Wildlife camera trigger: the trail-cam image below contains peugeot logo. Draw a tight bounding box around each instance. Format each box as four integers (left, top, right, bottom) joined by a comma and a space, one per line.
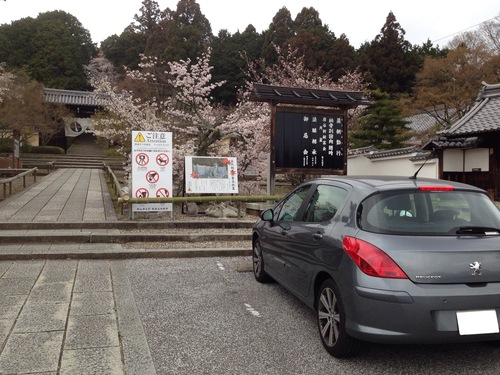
470, 261, 482, 276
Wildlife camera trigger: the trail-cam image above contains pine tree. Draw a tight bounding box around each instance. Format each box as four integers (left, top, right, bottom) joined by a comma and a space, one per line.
350, 90, 411, 150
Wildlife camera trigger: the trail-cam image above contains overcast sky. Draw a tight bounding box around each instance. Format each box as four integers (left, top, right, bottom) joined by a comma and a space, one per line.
0, 1, 498, 48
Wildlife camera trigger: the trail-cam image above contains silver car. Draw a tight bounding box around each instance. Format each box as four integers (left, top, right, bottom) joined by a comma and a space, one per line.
252, 176, 500, 357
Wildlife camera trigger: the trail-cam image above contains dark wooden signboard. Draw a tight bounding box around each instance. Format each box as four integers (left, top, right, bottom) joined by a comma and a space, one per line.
275, 108, 346, 174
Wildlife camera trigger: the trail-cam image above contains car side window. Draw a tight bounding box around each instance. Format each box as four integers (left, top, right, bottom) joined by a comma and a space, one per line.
275, 185, 311, 222
303, 185, 348, 223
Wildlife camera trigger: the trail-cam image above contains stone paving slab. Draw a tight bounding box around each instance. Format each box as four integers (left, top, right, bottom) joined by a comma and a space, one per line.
0, 165, 249, 373
0, 331, 64, 373
0, 259, 156, 374
0, 168, 117, 223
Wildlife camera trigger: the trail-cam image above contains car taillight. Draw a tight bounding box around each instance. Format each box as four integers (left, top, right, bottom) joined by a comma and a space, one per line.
342, 236, 408, 279
419, 186, 454, 191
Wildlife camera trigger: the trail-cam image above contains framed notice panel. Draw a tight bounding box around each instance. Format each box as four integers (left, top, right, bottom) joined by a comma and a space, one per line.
275, 108, 346, 174
185, 156, 238, 194
131, 130, 173, 212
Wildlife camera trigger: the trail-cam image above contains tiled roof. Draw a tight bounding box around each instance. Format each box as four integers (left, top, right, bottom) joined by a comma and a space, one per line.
404, 112, 441, 134
43, 88, 105, 107
347, 145, 378, 156
424, 136, 479, 149
440, 82, 500, 136
250, 83, 371, 109
348, 145, 434, 161
366, 146, 420, 159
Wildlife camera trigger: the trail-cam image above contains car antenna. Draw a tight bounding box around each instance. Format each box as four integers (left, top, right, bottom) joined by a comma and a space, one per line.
409, 151, 434, 180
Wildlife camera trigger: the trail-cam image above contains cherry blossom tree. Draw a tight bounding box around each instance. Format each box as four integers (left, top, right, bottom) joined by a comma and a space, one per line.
0, 63, 14, 104
88, 50, 226, 191
88, 45, 368, 194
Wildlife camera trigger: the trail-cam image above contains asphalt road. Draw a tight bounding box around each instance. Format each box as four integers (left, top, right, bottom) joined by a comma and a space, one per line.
126, 257, 500, 375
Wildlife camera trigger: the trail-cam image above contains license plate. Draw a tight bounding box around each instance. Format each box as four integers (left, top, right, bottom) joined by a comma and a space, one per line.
456, 310, 499, 335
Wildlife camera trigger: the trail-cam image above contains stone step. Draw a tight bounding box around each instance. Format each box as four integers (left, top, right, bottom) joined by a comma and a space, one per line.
0, 221, 255, 230
0, 231, 252, 244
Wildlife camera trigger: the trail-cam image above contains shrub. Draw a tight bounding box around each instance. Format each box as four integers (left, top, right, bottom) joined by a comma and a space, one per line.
23, 145, 65, 154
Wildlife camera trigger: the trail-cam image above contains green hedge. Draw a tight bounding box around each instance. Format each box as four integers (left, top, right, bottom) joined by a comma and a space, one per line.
0, 143, 65, 154
0, 144, 10, 153
24, 145, 65, 154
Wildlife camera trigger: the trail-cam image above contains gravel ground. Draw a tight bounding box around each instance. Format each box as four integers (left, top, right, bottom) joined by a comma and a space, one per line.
126, 202, 260, 223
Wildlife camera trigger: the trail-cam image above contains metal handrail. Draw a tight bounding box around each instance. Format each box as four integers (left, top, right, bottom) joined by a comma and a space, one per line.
0, 167, 38, 199
103, 164, 125, 198
103, 163, 129, 215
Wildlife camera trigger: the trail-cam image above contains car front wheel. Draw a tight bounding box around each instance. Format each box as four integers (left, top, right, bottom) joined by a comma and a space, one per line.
317, 279, 361, 358
252, 238, 272, 283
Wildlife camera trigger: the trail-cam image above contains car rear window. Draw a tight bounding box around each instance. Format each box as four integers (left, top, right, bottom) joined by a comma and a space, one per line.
358, 190, 500, 235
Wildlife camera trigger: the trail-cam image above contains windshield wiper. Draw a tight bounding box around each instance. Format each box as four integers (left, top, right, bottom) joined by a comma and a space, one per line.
456, 226, 500, 235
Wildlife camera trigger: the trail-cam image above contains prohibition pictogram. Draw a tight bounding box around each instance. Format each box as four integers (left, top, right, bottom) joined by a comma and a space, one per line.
136, 188, 149, 198
156, 153, 169, 166
146, 170, 160, 183
156, 188, 170, 198
136, 153, 149, 166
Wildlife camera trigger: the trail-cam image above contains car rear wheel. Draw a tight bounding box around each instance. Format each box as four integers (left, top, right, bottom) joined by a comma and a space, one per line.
252, 238, 272, 283
317, 279, 361, 358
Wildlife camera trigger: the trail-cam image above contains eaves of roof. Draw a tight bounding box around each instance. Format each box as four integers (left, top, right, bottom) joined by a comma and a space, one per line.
43, 88, 105, 107
347, 145, 379, 156
424, 136, 479, 149
366, 146, 420, 159
250, 83, 371, 109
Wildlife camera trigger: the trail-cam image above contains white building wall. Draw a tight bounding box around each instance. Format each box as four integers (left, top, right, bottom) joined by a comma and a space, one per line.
443, 149, 463, 171
464, 148, 489, 172
347, 153, 439, 178
442, 148, 490, 172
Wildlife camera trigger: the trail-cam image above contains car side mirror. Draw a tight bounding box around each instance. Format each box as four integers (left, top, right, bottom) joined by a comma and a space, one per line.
261, 209, 274, 222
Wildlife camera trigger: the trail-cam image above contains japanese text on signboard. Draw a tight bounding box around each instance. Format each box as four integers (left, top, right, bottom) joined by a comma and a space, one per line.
275, 111, 345, 170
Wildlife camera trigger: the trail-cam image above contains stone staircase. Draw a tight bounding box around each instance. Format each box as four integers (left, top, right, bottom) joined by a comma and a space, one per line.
20, 133, 125, 172
0, 220, 254, 260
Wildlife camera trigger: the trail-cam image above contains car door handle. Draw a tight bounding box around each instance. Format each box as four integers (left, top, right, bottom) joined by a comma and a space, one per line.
313, 232, 323, 240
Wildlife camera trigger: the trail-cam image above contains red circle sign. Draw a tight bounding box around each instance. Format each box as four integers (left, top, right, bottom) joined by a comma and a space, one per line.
136, 153, 149, 166
146, 170, 160, 184
136, 188, 149, 198
156, 188, 170, 197
156, 153, 169, 166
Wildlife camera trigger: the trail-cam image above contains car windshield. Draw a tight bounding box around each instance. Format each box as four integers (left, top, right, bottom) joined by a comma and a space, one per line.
358, 190, 500, 235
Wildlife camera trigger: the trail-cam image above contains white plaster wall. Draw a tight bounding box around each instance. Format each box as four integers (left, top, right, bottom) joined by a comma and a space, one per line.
347, 154, 438, 178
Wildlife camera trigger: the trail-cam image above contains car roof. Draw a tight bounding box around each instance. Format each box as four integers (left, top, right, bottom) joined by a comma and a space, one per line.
312, 175, 486, 193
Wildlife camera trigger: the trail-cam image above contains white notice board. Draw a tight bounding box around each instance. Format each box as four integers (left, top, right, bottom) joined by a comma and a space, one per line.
185, 156, 238, 194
